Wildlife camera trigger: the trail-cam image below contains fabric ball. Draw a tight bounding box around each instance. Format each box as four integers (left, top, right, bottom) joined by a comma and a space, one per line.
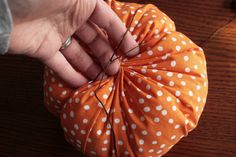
43, 0, 208, 156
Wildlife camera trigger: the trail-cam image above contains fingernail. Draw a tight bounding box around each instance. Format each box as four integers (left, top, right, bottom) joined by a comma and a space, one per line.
95, 72, 108, 81
107, 56, 120, 76
103, 74, 108, 79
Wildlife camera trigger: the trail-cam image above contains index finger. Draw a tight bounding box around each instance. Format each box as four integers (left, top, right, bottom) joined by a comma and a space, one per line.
89, 0, 139, 56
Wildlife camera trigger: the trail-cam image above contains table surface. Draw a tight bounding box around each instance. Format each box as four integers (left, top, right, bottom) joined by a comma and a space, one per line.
0, 0, 236, 157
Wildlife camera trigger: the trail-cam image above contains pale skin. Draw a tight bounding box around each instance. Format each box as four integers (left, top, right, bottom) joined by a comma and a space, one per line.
8, 0, 139, 87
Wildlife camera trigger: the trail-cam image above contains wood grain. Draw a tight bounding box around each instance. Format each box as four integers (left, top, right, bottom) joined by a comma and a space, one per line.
0, 0, 236, 156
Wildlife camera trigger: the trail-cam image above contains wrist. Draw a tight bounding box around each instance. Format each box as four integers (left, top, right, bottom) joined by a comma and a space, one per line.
8, 0, 32, 24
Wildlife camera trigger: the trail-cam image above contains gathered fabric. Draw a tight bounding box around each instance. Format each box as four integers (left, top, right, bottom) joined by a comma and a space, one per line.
43, 0, 208, 156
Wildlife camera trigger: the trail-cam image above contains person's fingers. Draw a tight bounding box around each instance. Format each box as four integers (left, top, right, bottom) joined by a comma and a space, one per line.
42, 51, 88, 88
89, 0, 139, 56
76, 22, 120, 75
61, 37, 103, 80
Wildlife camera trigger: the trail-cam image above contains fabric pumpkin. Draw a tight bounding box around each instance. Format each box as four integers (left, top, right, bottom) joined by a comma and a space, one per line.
43, 0, 208, 156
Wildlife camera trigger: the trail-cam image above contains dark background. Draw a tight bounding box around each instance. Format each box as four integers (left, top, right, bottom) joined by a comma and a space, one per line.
0, 0, 236, 156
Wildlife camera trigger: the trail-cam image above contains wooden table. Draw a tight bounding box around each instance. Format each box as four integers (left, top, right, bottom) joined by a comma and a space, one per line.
0, 0, 235, 156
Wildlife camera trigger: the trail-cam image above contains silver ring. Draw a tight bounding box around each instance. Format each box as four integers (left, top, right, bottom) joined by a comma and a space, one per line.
60, 36, 72, 50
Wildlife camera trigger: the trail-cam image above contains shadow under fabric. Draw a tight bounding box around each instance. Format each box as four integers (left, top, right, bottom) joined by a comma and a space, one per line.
43, 0, 208, 156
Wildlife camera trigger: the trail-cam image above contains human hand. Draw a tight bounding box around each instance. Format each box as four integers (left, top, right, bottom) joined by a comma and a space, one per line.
8, 0, 139, 87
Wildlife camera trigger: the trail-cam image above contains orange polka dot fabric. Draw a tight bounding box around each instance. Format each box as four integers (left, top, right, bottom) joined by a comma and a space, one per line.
43, 0, 208, 156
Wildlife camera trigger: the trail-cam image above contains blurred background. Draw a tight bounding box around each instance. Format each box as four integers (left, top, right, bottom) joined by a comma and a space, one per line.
0, 0, 235, 156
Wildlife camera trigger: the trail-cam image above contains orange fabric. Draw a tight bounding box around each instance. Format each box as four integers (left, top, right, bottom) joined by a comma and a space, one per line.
43, 0, 208, 156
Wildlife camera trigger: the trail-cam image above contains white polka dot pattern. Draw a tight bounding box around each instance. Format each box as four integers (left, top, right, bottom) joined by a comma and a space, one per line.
43, 0, 208, 157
